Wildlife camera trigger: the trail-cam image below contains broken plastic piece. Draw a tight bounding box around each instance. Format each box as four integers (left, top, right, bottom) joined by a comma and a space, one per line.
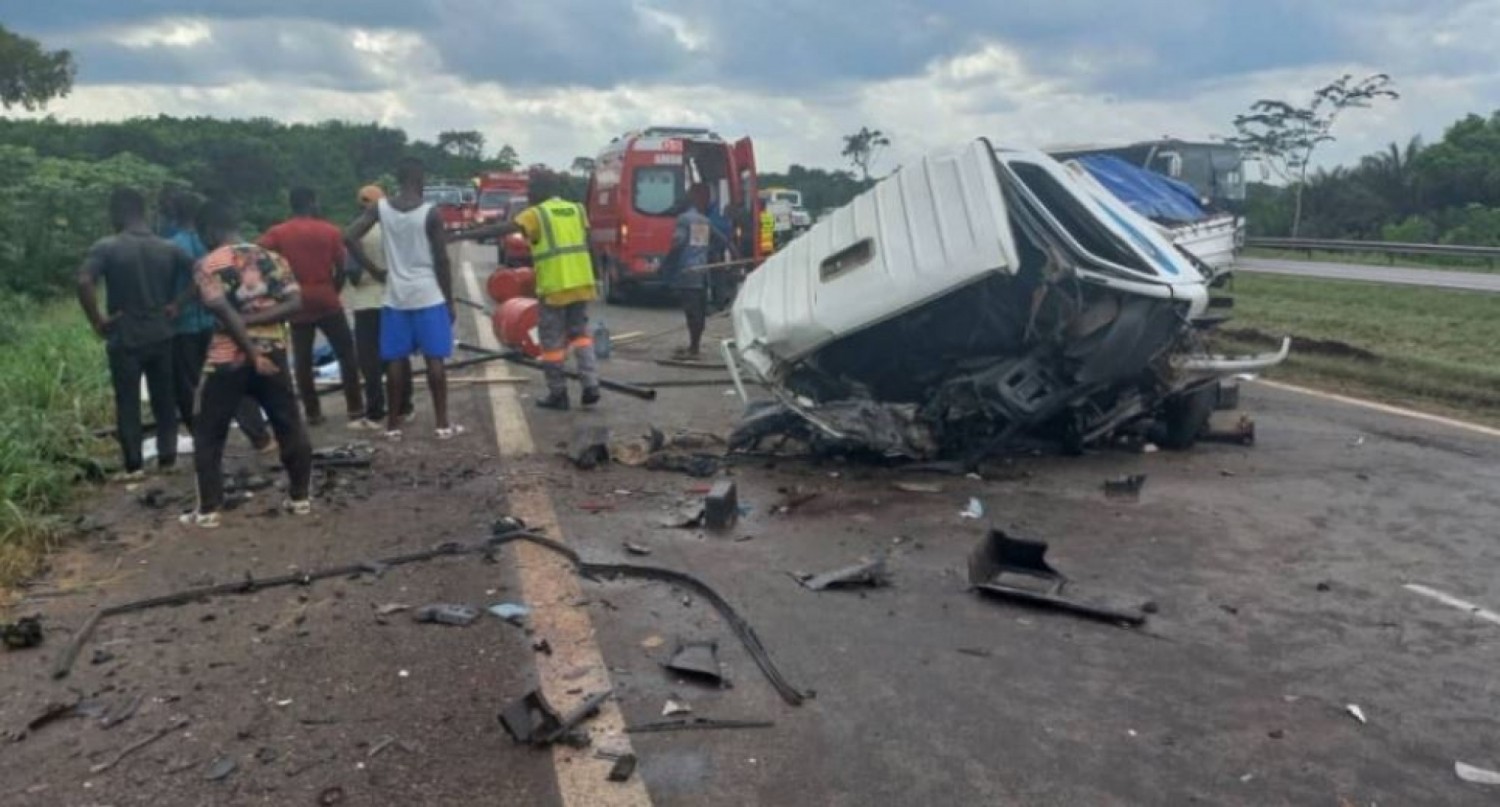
499, 689, 611, 747
607, 753, 638, 782
413, 603, 480, 626
798, 557, 890, 591
892, 481, 944, 494
1103, 474, 1148, 499
960, 498, 985, 520
623, 542, 652, 556
704, 481, 739, 529
489, 602, 531, 624
205, 756, 238, 782
664, 640, 726, 686
968, 529, 1145, 627
1346, 704, 1367, 725
1456, 761, 1500, 786
662, 698, 692, 717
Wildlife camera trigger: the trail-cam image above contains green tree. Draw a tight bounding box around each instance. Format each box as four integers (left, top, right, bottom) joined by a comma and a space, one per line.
1227, 73, 1399, 236
495, 144, 520, 171
0, 25, 75, 110
570, 156, 596, 176
841, 127, 891, 182
437, 129, 485, 161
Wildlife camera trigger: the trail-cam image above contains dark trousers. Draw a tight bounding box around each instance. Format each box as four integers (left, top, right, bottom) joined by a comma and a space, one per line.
291, 311, 362, 421
193, 350, 311, 514
172, 331, 270, 446
108, 340, 178, 472
353, 308, 412, 420
677, 287, 708, 350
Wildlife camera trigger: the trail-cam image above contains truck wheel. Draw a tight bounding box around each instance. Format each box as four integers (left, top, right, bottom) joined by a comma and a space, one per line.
1159, 385, 1217, 450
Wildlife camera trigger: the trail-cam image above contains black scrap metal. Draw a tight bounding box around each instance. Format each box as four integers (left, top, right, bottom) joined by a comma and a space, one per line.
1103, 474, 1148, 499
499, 688, 611, 747
968, 529, 1146, 628
2, 616, 43, 649
46, 519, 810, 707
455, 341, 658, 401
797, 557, 890, 591
664, 640, 726, 686
626, 717, 776, 733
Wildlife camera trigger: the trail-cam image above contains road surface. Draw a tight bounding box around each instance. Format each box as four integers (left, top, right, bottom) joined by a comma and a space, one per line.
1236, 256, 1500, 293
4, 242, 1499, 806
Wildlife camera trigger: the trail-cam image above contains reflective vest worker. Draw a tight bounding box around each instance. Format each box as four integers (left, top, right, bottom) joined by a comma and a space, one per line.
758, 208, 776, 255
513, 196, 600, 410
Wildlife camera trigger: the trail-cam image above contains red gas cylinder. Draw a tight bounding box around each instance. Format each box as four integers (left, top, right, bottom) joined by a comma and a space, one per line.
492, 297, 541, 357
485, 267, 537, 304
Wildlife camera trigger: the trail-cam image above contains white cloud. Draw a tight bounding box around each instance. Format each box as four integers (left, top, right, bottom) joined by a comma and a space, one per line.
111, 18, 213, 49
632, 1, 709, 52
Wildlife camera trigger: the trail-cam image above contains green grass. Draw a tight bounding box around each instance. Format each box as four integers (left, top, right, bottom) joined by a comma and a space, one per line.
1216, 273, 1500, 426
1244, 247, 1500, 274
0, 296, 114, 587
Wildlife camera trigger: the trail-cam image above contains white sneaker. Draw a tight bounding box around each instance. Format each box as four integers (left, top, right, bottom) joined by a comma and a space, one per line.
281, 499, 312, 516
348, 418, 382, 431
179, 511, 221, 529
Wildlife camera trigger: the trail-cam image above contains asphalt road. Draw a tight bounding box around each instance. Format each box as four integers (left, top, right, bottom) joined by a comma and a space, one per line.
5, 243, 1500, 806
1236, 256, 1500, 292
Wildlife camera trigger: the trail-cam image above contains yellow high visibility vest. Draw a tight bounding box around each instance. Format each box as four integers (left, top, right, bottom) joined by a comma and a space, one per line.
758, 210, 775, 253
530, 198, 594, 297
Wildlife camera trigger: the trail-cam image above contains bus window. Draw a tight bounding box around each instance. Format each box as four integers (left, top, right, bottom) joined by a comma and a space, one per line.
633, 166, 682, 216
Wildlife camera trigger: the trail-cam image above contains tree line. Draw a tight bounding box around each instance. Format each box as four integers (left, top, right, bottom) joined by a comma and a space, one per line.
1242, 110, 1500, 245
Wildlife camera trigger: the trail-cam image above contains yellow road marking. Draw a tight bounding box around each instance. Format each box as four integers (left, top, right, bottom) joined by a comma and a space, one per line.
460, 256, 651, 806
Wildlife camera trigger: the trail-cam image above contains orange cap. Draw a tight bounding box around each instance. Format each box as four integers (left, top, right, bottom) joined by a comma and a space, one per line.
357, 185, 385, 207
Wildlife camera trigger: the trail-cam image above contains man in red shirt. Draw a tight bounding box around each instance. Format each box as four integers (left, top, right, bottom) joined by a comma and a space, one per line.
259, 187, 365, 427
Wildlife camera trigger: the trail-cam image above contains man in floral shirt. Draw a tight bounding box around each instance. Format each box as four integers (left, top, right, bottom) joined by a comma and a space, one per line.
181, 200, 314, 529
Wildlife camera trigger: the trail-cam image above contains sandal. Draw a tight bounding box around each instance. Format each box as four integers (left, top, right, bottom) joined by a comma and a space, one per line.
281, 499, 312, 516
179, 511, 221, 529
435, 424, 467, 441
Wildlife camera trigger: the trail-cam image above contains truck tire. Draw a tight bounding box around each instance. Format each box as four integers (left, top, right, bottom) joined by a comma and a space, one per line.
600, 259, 629, 305
1159, 385, 1217, 450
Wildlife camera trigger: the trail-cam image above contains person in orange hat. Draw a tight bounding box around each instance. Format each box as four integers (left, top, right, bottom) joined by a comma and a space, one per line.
343, 184, 412, 427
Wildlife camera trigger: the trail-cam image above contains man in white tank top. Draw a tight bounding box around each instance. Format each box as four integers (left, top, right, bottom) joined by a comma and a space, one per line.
343, 158, 463, 441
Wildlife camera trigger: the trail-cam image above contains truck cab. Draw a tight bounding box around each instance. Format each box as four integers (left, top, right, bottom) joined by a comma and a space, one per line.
474, 172, 529, 227
585, 126, 762, 303
423, 184, 474, 233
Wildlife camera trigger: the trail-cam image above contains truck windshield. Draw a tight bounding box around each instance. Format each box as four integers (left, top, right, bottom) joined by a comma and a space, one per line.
478, 190, 514, 210
423, 188, 464, 206
633, 166, 682, 216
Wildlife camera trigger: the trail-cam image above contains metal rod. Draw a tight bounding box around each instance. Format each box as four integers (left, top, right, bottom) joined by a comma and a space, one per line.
454, 342, 657, 401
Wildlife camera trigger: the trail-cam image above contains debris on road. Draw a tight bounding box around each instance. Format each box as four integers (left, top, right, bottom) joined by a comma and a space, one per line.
796, 557, 890, 591
968, 529, 1146, 627
664, 640, 726, 686
772, 486, 821, 515
1345, 704, 1368, 725
956, 647, 994, 658
367, 735, 398, 758
960, 498, 985, 520
607, 752, 639, 782
1103, 474, 1148, 500
645, 452, 722, 478
99, 693, 144, 729
892, 481, 944, 494
725, 141, 1287, 462
704, 481, 739, 529
628, 716, 776, 734
623, 541, 652, 556
662, 698, 693, 717
413, 603, 480, 626
205, 756, 238, 781
660, 503, 705, 529
1, 616, 43, 650
569, 425, 612, 470
318, 786, 347, 806
1202, 415, 1257, 446
1455, 761, 1500, 786
499, 689, 611, 747
375, 602, 411, 616
488, 602, 531, 625
311, 443, 375, 469
89, 718, 190, 774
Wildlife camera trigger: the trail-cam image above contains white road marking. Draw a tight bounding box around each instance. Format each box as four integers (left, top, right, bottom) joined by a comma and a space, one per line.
1252, 379, 1500, 441
1403, 584, 1500, 628
460, 257, 652, 806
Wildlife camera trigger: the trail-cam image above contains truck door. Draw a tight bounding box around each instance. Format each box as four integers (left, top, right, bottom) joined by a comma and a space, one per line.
733, 137, 760, 261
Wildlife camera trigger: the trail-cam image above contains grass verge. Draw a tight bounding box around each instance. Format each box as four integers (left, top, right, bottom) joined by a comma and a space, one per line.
1214, 273, 1500, 427
0, 295, 113, 587
1243, 247, 1500, 274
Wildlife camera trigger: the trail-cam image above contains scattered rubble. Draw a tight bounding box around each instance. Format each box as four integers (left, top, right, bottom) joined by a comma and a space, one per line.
703, 481, 739, 529
1, 616, 43, 650
627, 717, 775, 733
1103, 474, 1148, 500
796, 557, 890, 591
664, 640, 727, 686
1456, 761, 1500, 786
498, 689, 611, 747
413, 604, 480, 626
968, 529, 1146, 627
489, 603, 531, 625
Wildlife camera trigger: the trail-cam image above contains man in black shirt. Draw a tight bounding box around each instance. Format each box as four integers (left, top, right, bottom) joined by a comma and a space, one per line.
76, 188, 191, 480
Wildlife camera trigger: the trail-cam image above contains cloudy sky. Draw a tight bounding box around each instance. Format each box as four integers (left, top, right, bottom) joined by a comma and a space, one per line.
9, 1, 1499, 174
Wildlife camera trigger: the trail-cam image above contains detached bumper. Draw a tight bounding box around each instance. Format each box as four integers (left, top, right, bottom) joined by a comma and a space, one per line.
1175, 337, 1291, 374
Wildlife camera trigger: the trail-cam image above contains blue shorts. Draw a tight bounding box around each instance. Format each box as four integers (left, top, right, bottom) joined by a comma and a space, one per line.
380, 304, 453, 361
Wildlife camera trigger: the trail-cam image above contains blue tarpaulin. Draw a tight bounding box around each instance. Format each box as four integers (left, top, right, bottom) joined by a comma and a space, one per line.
1074, 155, 1208, 224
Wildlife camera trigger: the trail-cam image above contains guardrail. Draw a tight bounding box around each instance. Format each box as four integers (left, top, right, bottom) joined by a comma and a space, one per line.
1245, 237, 1500, 266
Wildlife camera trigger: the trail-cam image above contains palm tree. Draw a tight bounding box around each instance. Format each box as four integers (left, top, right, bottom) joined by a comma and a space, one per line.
1359, 136, 1423, 218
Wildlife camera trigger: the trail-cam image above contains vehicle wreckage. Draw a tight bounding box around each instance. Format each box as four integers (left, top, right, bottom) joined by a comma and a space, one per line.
723, 139, 1288, 461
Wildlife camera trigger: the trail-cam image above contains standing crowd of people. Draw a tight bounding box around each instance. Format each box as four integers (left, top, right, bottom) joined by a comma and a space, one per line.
75, 156, 491, 528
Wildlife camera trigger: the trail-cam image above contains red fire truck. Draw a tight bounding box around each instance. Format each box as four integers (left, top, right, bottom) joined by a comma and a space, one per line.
473, 171, 530, 230
585, 127, 762, 303
423, 183, 475, 233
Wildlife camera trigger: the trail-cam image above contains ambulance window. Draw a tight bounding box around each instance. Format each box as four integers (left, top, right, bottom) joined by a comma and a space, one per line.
633, 166, 682, 216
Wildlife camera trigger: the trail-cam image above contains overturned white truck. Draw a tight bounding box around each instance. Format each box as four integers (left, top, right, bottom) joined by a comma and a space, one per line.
724, 139, 1288, 461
